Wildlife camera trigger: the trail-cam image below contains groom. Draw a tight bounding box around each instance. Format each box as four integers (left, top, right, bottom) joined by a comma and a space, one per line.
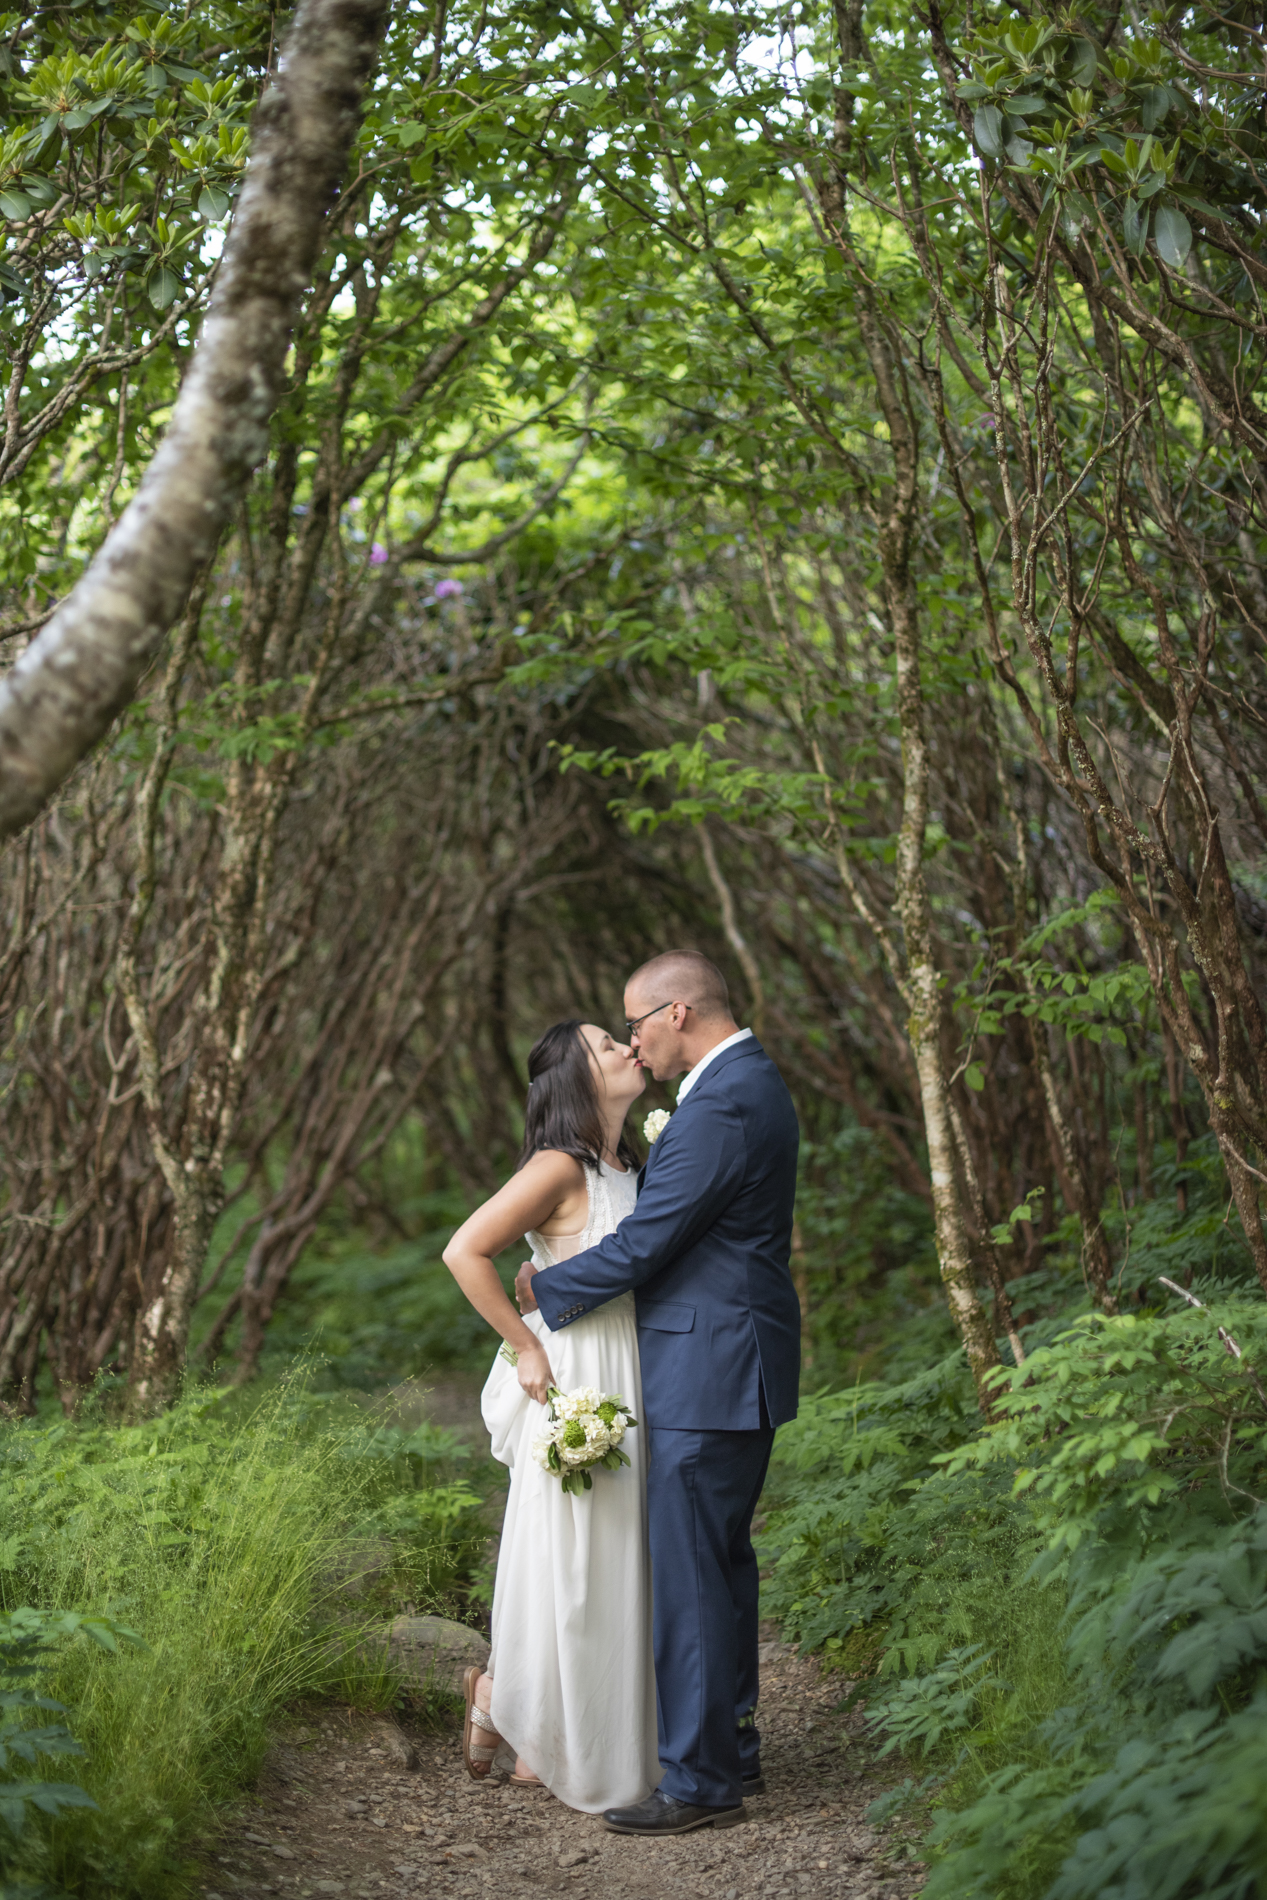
519, 949, 801, 1834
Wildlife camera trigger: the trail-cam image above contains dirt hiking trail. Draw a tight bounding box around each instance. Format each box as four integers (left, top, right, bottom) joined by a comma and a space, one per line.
199, 1376, 925, 1900
200, 1642, 924, 1900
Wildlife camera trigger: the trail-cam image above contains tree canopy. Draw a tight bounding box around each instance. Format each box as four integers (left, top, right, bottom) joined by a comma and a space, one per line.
0, 0, 1264, 1407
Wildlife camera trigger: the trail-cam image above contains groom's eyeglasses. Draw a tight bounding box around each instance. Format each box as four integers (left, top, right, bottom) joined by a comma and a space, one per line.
625, 999, 690, 1034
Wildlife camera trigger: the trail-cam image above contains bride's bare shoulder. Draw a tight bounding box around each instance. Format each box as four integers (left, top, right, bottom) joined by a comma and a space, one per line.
447, 1149, 587, 1256
517, 1149, 588, 1234
517, 1149, 587, 1190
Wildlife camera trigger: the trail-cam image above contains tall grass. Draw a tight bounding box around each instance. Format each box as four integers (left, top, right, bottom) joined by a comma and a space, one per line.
0, 1377, 481, 1897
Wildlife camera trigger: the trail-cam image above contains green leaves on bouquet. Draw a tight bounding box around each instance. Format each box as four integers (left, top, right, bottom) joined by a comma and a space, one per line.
532, 1386, 637, 1495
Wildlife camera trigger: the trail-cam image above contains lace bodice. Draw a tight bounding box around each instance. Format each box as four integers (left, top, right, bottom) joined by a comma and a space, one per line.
527, 1159, 637, 1269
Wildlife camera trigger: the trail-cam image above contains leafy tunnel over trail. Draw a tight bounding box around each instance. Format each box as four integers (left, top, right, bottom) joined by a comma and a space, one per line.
1, 0, 1267, 1895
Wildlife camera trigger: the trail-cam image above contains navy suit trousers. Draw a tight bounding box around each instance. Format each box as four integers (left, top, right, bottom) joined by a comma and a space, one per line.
649, 1423, 775, 1808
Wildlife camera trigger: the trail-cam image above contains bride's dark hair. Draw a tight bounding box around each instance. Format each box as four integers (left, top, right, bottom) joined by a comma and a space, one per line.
516, 1020, 640, 1173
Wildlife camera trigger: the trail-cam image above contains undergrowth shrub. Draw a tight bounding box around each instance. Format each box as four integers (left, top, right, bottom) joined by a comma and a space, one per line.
0, 1610, 142, 1900
760, 1351, 1025, 1667
763, 1242, 1267, 1900
0, 1378, 485, 1898
338, 1418, 489, 1606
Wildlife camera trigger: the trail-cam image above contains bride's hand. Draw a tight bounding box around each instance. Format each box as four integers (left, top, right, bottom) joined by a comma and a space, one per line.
516, 1340, 555, 1406
515, 1261, 539, 1313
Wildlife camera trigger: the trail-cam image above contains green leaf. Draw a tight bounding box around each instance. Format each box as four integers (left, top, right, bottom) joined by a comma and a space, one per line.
1122, 197, 1148, 256
147, 265, 181, 310
1154, 204, 1192, 267
1068, 39, 1098, 87
964, 1063, 985, 1092
0, 190, 30, 220
1171, 187, 1227, 220
196, 185, 229, 219
1140, 85, 1171, 131
973, 105, 1005, 158
396, 120, 427, 147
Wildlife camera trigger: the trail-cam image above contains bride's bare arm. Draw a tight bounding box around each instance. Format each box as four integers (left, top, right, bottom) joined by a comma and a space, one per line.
442, 1152, 586, 1404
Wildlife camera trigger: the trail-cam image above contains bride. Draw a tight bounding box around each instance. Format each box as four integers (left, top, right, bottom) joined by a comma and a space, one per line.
441, 1019, 658, 1812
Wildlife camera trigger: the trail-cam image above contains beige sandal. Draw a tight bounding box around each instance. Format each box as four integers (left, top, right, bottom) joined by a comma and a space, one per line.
462, 1665, 500, 1780
509, 1769, 544, 1787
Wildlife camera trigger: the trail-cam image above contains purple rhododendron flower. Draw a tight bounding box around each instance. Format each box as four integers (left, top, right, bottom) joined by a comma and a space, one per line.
369, 542, 388, 566
433, 578, 464, 599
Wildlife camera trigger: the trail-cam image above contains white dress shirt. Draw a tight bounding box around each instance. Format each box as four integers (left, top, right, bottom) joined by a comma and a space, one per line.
675, 1027, 754, 1104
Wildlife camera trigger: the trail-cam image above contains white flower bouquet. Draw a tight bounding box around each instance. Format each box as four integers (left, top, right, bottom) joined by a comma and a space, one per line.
532, 1385, 637, 1496
643, 1108, 671, 1143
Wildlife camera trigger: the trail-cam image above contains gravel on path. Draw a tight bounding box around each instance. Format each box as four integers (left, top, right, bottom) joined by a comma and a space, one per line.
198, 1641, 925, 1900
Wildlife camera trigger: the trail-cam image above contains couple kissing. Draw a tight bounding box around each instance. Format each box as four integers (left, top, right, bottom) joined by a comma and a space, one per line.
443, 948, 800, 1835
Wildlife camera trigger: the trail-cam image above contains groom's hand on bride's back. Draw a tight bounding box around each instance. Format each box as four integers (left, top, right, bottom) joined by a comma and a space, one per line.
515, 1261, 539, 1313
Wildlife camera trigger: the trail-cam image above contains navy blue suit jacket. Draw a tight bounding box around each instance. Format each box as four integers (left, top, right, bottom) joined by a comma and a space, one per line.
532, 1037, 801, 1430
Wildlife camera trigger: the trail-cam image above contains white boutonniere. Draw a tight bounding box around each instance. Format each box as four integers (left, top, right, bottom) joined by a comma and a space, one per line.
643, 1108, 671, 1143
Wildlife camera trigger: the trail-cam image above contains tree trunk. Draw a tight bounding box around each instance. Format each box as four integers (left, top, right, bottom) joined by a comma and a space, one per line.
816, 0, 1001, 1405
127, 1193, 220, 1418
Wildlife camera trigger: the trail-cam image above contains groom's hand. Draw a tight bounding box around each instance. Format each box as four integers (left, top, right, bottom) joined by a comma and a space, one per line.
515, 1261, 539, 1314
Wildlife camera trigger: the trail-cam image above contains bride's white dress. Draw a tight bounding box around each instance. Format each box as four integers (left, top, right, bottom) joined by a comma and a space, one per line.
479, 1158, 658, 1813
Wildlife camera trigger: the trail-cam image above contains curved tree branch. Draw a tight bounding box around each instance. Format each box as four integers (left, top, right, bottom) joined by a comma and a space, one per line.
0, 0, 389, 845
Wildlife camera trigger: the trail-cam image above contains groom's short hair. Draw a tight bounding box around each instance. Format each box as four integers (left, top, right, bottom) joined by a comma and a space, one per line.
629, 950, 731, 1021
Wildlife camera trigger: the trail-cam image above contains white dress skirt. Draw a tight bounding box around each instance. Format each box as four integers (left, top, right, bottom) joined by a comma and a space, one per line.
479, 1158, 659, 1812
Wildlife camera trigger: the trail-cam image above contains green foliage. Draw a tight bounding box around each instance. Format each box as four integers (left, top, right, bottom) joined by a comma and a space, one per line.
759, 1352, 1015, 1660
335, 1419, 488, 1606
0, 1380, 486, 1897
793, 1124, 948, 1388
953, 7, 1255, 271
868, 1645, 1009, 1759
0, 2, 257, 547
766, 1211, 1267, 1900
945, 1301, 1267, 1548
917, 1498, 1267, 1900
0, 1608, 142, 1900
251, 1187, 519, 1388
